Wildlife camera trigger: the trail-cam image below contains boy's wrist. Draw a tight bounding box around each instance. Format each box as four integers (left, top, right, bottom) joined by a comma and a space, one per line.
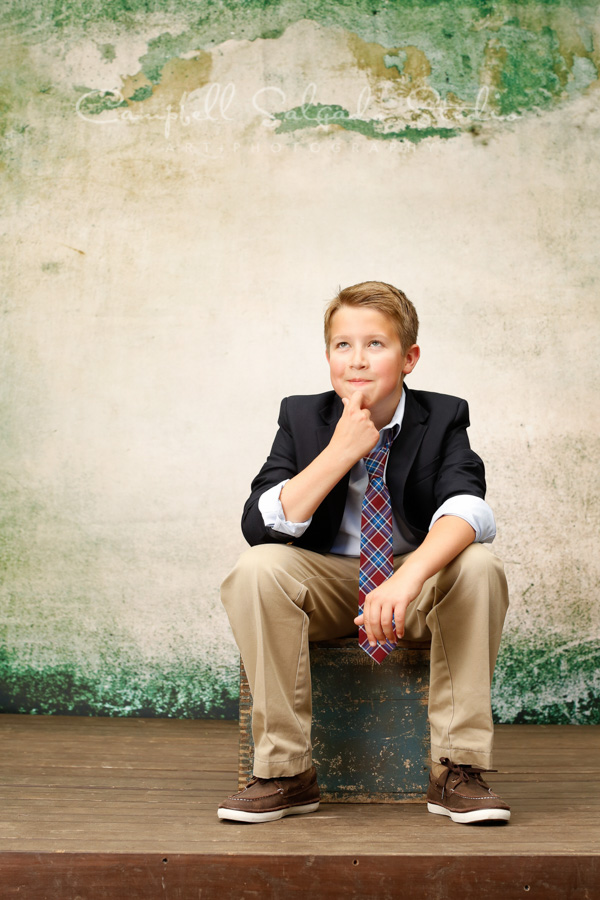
394, 552, 432, 587
321, 441, 359, 480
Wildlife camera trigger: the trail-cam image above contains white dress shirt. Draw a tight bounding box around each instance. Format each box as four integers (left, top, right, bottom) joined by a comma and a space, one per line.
258, 391, 496, 556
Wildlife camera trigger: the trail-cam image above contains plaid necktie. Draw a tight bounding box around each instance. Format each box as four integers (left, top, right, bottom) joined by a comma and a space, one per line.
358, 428, 396, 664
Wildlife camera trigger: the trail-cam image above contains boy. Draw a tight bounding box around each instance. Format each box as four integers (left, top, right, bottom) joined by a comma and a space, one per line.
218, 282, 510, 825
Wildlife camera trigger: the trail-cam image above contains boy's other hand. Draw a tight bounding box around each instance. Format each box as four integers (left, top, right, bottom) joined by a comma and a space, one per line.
330, 390, 380, 468
354, 516, 477, 646
354, 568, 424, 646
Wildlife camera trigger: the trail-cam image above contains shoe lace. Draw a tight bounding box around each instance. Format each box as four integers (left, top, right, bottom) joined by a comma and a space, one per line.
242, 774, 290, 796
438, 757, 497, 796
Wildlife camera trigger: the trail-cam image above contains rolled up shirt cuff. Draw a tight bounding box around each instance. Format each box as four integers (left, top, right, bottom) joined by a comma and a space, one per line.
257, 480, 313, 538
429, 495, 496, 543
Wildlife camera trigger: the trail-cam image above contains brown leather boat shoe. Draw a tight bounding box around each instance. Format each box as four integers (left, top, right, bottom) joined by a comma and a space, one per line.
427, 757, 511, 824
218, 766, 320, 823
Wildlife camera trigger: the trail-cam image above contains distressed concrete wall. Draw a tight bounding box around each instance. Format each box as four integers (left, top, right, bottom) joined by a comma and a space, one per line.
1, 1, 598, 722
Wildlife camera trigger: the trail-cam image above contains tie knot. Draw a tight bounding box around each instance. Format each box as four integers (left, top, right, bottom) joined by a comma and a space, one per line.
364, 429, 394, 481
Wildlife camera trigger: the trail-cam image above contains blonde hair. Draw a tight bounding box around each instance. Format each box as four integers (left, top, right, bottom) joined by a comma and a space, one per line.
324, 281, 419, 352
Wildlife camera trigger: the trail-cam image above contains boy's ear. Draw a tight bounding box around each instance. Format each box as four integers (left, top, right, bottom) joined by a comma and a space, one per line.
402, 344, 420, 375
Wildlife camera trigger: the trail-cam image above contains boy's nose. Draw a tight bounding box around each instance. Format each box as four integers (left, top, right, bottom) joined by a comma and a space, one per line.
350, 349, 367, 367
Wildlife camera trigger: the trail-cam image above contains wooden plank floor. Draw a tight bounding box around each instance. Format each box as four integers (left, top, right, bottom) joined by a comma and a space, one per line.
0, 715, 599, 898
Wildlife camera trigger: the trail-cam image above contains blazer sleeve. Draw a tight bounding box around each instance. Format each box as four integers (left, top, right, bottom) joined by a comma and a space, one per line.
397, 394, 487, 539
241, 398, 301, 546
433, 399, 486, 506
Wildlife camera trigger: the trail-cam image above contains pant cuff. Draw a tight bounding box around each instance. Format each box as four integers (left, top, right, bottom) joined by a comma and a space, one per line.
431, 744, 493, 770
253, 752, 313, 779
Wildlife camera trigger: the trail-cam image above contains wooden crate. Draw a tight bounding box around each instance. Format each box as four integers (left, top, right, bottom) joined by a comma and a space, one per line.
238, 638, 430, 802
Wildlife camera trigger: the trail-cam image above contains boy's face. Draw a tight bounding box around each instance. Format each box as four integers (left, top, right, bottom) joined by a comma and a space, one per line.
326, 305, 419, 429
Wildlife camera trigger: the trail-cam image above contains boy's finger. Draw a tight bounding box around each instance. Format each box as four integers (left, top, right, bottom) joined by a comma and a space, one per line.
364, 605, 384, 645
381, 617, 396, 644
348, 389, 363, 410
369, 621, 386, 644
393, 605, 406, 640
360, 602, 377, 646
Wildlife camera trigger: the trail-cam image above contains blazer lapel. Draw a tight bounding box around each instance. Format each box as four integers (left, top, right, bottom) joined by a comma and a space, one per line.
387, 386, 429, 516
316, 393, 343, 450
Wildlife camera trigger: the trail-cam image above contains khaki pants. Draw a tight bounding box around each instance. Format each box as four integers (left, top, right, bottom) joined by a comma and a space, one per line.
221, 542, 509, 778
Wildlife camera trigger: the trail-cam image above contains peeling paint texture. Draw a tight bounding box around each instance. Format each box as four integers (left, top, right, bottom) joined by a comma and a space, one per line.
0, 1, 599, 721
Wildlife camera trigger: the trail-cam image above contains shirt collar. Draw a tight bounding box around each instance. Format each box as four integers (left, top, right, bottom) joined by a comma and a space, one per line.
377, 390, 405, 445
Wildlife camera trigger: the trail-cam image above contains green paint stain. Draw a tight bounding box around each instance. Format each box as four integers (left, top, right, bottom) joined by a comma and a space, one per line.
3, 633, 598, 724
492, 21, 568, 115
273, 103, 459, 142
129, 84, 153, 102
576, 24, 594, 54
383, 51, 408, 74
75, 88, 128, 115
0, 0, 586, 27
492, 633, 600, 725
566, 55, 598, 93
100, 42, 116, 61
0, 2, 597, 147
141, 31, 210, 83
0, 646, 238, 718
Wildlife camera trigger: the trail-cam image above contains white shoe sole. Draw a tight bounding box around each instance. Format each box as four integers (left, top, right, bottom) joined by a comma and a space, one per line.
218, 801, 320, 824
427, 802, 510, 824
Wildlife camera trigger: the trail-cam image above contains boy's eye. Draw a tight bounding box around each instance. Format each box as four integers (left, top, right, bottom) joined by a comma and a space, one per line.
369, 340, 382, 348
336, 341, 350, 349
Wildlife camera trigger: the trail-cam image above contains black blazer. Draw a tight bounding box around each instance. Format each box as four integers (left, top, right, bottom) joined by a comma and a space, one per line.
241, 385, 486, 553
